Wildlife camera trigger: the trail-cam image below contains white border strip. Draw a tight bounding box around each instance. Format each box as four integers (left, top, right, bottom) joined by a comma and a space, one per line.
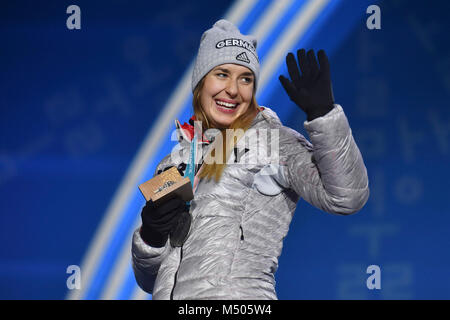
224, 0, 259, 25
99, 220, 142, 300
248, 0, 294, 40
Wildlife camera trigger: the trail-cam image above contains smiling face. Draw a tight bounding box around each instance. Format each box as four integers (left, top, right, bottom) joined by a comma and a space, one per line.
200, 63, 256, 129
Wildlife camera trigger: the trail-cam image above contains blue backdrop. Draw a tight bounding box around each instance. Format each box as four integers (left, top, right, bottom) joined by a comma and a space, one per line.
1, 0, 449, 299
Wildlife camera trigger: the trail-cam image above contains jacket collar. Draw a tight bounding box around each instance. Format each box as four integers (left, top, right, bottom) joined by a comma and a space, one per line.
175, 115, 211, 145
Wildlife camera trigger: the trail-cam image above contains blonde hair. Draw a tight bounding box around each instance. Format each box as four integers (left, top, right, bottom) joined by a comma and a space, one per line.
192, 77, 260, 183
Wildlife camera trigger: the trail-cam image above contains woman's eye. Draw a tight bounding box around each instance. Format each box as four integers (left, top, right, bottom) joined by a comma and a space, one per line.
217, 73, 227, 78
242, 77, 253, 84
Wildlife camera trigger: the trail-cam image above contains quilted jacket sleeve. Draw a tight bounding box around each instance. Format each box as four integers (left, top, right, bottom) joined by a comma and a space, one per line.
131, 154, 174, 294
131, 228, 172, 294
280, 104, 369, 215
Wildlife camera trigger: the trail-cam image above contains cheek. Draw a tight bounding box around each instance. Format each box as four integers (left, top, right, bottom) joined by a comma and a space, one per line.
203, 78, 225, 97
212, 86, 226, 98
241, 87, 253, 103
201, 92, 216, 111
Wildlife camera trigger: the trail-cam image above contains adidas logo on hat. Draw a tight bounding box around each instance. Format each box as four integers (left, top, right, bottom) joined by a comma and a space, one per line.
236, 51, 250, 64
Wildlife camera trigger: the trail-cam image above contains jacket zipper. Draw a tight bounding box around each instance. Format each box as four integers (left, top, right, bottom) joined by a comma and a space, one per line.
170, 226, 242, 299
170, 246, 183, 300
240, 225, 244, 241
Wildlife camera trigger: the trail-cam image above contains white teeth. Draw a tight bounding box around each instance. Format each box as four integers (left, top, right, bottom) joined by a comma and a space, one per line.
216, 100, 237, 108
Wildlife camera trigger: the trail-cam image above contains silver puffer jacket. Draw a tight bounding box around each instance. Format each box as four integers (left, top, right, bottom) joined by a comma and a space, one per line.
131, 105, 369, 300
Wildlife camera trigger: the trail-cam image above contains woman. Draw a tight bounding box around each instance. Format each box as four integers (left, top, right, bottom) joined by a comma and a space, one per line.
132, 19, 369, 300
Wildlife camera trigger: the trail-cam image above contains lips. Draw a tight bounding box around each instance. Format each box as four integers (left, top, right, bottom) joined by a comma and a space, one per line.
214, 100, 239, 114
215, 99, 238, 109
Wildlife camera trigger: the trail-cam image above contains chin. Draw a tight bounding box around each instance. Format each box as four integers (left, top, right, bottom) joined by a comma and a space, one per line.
215, 121, 232, 129
211, 115, 235, 128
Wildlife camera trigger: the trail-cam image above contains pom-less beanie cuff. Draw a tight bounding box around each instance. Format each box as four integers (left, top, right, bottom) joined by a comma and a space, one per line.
191, 19, 260, 92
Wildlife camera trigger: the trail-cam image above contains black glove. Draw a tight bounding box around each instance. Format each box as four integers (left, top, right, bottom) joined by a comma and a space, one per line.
169, 209, 191, 248
140, 195, 190, 248
279, 49, 335, 122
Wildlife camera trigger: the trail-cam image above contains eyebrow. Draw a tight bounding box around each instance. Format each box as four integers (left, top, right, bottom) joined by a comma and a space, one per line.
215, 67, 254, 77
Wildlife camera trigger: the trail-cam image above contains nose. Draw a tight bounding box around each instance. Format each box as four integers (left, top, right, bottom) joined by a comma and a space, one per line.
225, 79, 238, 97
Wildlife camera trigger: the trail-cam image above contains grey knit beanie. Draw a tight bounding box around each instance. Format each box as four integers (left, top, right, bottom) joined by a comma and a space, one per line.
191, 19, 260, 92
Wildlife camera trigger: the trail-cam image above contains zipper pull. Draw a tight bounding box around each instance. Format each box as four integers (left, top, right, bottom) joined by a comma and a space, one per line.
240, 225, 244, 241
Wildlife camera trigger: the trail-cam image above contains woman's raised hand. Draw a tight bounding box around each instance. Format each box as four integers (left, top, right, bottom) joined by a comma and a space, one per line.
279, 49, 335, 121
